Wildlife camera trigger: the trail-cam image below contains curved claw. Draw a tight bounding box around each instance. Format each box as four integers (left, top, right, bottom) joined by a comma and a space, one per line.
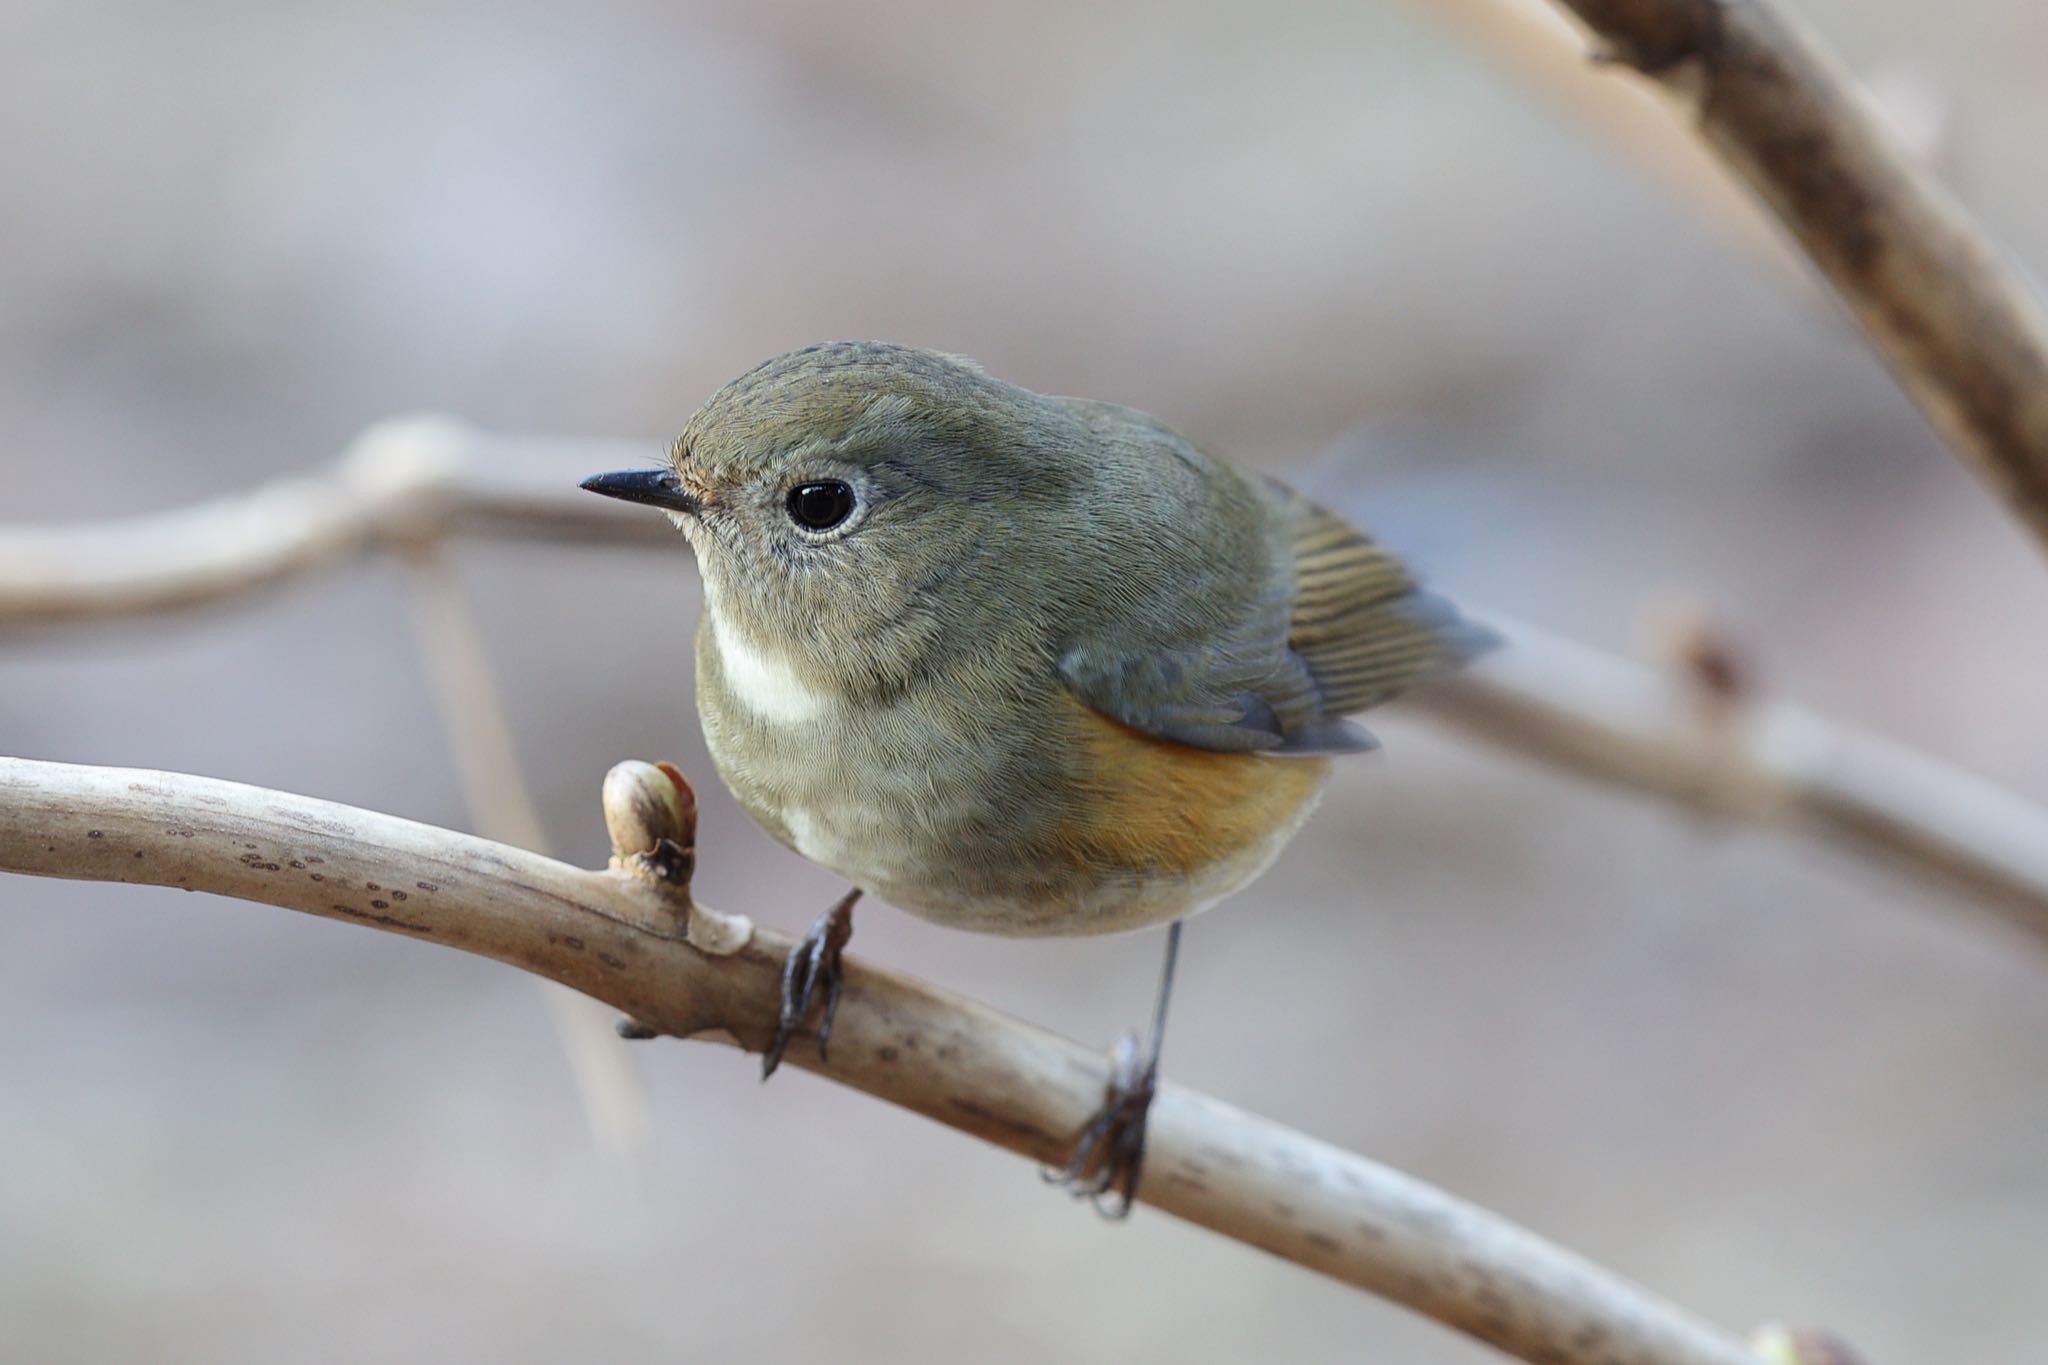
761, 888, 860, 1080
1043, 1031, 1158, 1219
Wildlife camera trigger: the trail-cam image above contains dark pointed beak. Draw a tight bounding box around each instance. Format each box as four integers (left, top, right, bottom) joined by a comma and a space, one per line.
579, 468, 701, 515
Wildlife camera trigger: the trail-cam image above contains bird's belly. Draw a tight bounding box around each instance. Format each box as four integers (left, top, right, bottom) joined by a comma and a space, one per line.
715, 732, 1074, 933
772, 787, 1312, 937
703, 682, 1332, 938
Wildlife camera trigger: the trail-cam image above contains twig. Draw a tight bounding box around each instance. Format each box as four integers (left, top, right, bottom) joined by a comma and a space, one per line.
4, 427, 2042, 950
0, 417, 667, 624
1538, 0, 2048, 555
0, 754, 1764, 1365
1416, 618, 2048, 949
399, 547, 555, 852
398, 545, 652, 1169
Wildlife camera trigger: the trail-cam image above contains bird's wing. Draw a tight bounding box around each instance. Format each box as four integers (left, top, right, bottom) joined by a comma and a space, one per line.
1058, 478, 1491, 756
1273, 481, 1495, 717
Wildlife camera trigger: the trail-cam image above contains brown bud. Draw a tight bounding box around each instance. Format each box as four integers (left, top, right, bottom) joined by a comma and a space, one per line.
1641, 595, 1753, 712
602, 760, 696, 870
602, 759, 697, 902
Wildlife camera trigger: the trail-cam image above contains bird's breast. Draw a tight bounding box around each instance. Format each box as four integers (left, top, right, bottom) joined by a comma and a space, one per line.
695, 615, 953, 882
695, 618, 1329, 937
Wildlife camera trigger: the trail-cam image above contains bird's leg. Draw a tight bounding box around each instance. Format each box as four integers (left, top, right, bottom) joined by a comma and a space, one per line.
761, 887, 861, 1080
1045, 918, 1182, 1219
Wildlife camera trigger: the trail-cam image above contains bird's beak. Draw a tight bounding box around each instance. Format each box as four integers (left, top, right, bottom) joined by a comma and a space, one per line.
579, 468, 701, 515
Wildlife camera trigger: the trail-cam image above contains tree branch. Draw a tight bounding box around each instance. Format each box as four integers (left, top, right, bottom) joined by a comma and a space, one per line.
1417, 619, 2048, 949
0, 418, 667, 624
0, 754, 1764, 1365
1539, 0, 2048, 556
1413, 0, 1803, 278
5, 426, 2043, 949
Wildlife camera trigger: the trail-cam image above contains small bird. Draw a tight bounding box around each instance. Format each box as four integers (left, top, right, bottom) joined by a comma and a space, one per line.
583, 341, 1487, 1214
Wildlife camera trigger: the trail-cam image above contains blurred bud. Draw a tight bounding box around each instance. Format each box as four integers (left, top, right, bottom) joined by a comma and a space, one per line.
1749, 1323, 1871, 1365
1641, 594, 1752, 712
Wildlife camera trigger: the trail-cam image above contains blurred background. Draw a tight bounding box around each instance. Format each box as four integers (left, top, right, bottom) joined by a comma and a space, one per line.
4, 1, 2047, 1361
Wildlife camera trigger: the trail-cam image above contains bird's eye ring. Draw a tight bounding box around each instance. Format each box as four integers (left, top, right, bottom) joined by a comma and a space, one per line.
785, 480, 857, 532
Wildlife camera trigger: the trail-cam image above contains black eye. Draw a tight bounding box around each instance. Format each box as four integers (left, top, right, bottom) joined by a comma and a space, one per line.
785, 480, 856, 531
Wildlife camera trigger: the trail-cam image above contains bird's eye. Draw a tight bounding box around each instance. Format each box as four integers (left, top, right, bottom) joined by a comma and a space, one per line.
785, 480, 856, 532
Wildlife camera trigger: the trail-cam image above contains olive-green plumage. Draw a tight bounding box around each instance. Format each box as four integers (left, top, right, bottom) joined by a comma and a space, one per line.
643, 342, 1486, 935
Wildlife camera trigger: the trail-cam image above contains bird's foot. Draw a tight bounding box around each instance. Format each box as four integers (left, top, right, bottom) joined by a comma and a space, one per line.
761, 888, 860, 1079
1043, 1030, 1158, 1219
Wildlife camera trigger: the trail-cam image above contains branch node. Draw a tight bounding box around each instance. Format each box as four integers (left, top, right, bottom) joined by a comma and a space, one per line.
1574, 0, 1722, 75
684, 899, 753, 957
1643, 596, 1754, 725
339, 415, 467, 487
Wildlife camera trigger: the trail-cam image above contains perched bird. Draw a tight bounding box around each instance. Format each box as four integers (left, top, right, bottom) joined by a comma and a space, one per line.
583, 341, 1488, 1214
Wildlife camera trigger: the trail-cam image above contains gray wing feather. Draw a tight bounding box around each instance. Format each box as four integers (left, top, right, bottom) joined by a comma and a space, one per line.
1058, 632, 1373, 753
1047, 398, 1485, 757
1057, 477, 1487, 757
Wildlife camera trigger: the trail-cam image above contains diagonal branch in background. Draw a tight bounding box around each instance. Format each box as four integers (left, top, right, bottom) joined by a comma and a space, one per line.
3, 425, 2043, 949
0, 754, 1770, 1365
1534, 0, 2048, 556
1413, 0, 1803, 277
1418, 0, 1960, 287
398, 544, 653, 1169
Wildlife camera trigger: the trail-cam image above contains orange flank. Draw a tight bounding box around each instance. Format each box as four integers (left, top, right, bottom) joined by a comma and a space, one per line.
1057, 697, 1331, 881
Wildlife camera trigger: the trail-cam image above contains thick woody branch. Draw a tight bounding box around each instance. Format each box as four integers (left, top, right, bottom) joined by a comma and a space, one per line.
0, 755, 1761, 1365
4, 430, 2045, 950
1540, 0, 2048, 554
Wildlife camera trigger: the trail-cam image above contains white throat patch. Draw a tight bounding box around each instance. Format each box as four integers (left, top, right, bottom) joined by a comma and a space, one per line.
712, 613, 831, 724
